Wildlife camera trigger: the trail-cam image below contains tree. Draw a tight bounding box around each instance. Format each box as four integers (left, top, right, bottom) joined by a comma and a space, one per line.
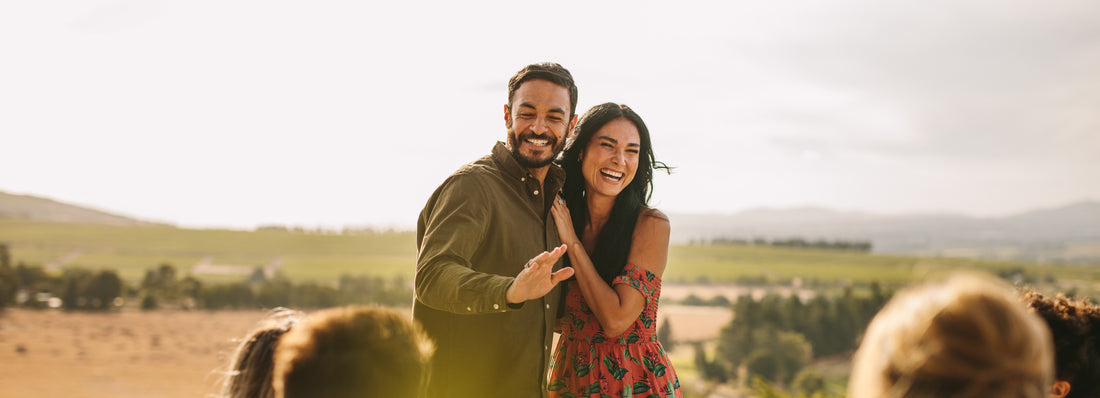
744, 329, 812, 386
717, 295, 763, 379
658, 317, 674, 351
61, 269, 122, 311
791, 367, 826, 397
141, 263, 178, 294
140, 294, 158, 310
177, 276, 202, 309
0, 243, 10, 269
85, 270, 122, 310
201, 282, 255, 310
61, 268, 94, 310
693, 342, 728, 383
0, 243, 15, 308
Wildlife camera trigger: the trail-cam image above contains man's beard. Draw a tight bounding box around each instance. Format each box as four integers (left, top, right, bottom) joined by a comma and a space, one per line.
508, 130, 566, 169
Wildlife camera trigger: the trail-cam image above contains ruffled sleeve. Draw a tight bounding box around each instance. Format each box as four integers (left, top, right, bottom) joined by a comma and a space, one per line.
612, 263, 661, 303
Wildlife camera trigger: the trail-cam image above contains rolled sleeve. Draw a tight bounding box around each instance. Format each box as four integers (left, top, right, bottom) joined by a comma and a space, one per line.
415, 173, 518, 314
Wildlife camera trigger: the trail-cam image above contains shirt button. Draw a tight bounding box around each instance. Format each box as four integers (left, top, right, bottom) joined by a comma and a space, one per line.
545, 304, 550, 309
534, 190, 540, 195
521, 177, 526, 182
493, 304, 500, 310
466, 307, 472, 311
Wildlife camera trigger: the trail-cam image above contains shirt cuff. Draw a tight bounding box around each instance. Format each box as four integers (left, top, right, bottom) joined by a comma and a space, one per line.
503, 278, 525, 310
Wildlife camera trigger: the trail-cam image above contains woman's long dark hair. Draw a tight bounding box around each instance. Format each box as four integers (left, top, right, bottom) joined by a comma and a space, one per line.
557, 103, 671, 284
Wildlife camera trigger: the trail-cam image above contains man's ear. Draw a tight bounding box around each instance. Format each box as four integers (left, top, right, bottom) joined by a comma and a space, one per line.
566, 114, 578, 140
1052, 380, 1071, 398
503, 104, 513, 129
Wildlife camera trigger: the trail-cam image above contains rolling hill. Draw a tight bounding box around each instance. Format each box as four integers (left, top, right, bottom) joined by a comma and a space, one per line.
0, 191, 154, 226
4, 189, 1098, 264
670, 201, 1100, 263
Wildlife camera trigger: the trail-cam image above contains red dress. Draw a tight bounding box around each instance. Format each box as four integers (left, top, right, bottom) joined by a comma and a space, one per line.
548, 264, 682, 398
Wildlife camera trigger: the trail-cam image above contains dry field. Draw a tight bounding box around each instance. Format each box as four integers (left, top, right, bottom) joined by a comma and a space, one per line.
0, 308, 268, 398
0, 303, 729, 398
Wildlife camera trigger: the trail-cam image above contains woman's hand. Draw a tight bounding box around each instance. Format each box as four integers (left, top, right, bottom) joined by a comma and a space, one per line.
550, 195, 580, 247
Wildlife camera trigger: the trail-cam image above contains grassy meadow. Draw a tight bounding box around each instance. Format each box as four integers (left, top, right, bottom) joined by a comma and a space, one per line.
3, 218, 1100, 398
0, 219, 416, 282
4, 218, 1100, 297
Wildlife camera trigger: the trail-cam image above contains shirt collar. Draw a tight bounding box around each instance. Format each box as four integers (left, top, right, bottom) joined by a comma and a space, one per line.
491, 141, 565, 192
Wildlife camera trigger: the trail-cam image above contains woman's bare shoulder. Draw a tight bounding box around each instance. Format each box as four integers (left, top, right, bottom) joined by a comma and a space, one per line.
628, 207, 671, 276
638, 207, 670, 229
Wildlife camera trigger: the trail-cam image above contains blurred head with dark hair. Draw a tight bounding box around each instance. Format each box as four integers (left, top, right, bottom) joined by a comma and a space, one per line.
222, 307, 303, 398
273, 306, 434, 398
850, 273, 1053, 398
1023, 290, 1100, 398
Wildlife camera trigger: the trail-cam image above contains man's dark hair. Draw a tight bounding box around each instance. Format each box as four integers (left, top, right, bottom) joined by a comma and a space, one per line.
1024, 290, 1100, 398
507, 62, 578, 118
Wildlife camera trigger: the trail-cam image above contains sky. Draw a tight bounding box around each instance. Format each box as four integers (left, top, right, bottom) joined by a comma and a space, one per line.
2, 0, 1098, 230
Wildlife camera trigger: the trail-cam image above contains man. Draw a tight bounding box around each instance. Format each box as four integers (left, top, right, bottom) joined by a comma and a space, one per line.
414, 62, 579, 397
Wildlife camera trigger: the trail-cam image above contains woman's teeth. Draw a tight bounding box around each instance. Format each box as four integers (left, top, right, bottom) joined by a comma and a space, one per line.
600, 169, 623, 181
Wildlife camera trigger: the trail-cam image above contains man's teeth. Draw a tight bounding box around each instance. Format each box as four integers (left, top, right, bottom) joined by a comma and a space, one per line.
525, 138, 549, 146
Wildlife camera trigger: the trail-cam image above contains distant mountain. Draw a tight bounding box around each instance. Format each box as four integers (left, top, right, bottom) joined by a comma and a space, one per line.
0, 191, 154, 226
669, 201, 1100, 263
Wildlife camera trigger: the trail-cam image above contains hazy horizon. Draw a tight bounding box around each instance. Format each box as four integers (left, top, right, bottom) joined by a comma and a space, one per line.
3, 1, 1098, 230
3, 188, 1096, 232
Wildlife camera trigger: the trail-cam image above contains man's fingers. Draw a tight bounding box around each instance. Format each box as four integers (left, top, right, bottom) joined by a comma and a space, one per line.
550, 267, 574, 283
547, 244, 567, 262
526, 244, 568, 272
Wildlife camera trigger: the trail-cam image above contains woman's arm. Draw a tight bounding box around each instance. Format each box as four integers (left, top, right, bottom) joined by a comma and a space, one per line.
551, 201, 670, 337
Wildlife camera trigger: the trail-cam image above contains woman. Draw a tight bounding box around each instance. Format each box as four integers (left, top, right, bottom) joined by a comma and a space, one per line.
220, 307, 303, 398
548, 103, 679, 397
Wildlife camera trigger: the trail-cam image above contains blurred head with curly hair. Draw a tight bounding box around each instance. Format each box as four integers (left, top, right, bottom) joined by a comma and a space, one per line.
1023, 290, 1100, 398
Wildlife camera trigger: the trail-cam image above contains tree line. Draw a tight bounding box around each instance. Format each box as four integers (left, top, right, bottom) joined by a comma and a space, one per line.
700, 237, 873, 252
0, 243, 413, 311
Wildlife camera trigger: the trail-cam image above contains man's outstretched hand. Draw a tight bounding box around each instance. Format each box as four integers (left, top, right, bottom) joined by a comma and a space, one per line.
505, 244, 575, 304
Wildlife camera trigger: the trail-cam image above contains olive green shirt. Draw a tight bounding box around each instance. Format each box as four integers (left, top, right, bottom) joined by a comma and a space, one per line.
414, 142, 565, 398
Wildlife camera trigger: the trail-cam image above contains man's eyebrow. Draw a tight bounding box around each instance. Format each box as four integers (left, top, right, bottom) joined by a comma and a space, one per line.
517, 102, 566, 114
597, 136, 640, 147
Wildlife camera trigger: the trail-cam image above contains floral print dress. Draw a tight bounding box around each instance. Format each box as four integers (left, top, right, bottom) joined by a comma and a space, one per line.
548, 263, 681, 398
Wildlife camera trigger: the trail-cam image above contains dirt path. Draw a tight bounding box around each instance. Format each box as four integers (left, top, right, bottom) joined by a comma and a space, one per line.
44, 249, 83, 272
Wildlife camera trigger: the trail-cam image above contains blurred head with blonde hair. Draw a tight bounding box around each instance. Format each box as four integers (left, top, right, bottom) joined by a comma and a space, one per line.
849, 273, 1053, 398
273, 305, 434, 398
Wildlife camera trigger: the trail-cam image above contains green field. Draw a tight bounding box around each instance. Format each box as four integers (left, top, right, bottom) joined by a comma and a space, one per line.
0, 219, 416, 282
666, 244, 1100, 287
3, 219, 1099, 293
